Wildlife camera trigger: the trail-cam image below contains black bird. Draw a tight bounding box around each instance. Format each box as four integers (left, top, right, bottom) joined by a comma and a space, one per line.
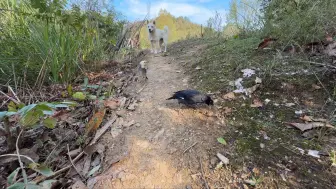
166, 90, 214, 106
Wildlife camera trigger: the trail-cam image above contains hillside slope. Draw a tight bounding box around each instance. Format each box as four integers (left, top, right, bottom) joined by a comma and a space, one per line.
139, 10, 203, 49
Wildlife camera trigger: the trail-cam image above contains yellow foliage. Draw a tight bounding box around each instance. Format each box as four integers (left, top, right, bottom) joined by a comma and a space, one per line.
139, 13, 203, 49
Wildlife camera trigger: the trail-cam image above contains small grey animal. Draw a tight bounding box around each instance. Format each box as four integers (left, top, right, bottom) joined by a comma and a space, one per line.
166, 89, 214, 106
138, 60, 148, 80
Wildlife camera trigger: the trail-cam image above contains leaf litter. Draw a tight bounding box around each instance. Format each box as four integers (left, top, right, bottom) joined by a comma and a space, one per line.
0, 55, 142, 188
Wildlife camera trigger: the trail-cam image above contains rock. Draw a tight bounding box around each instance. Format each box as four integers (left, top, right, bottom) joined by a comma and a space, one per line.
195, 66, 202, 70
127, 101, 137, 111
124, 120, 135, 127
216, 153, 229, 165
116, 110, 127, 117
186, 185, 192, 189
260, 143, 265, 149
135, 123, 141, 127
152, 128, 165, 141
111, 128, 122, 138
119, 97, 127, 108
210, 157, 218, 166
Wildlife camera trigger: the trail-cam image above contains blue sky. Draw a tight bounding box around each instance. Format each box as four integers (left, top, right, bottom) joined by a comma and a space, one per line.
113, 0, 230, 25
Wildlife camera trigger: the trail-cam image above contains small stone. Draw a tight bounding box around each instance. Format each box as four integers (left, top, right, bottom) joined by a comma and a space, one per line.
124, 120, 135, 127
116, 110, 127, 117
111, 128, 122, 138
260, 143, 265, 149
186, 185, 192, 189
135, 123, 141, 127
216, 153, 229, 165
119, 97, 127, 108
127, 102, 137, 111
210, 157, 218, 166
195, 66, 201, 70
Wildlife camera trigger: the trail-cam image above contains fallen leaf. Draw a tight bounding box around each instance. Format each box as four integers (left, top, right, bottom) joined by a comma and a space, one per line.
28, 163, 54, 177
72, 179, 88, 189
72, 92, 86, 100
7, 168, 20, 186
250, 98, 263, 108
285, 103, 295, 107
312, 84, 321, 90
264, 99, 271, 104
308, 150, 320, 158
85, 108, 106, 135
191, 173, 201, 181
217, 137, 227, 145
84, 143, 105, 156
43, 117, 57, 129
252, 167, 260, 175
255, 77, 262, 84
245, 84, 260, 96
285, 122, 335, 132
216, 153, 229, 165
104, 99, 119, 110
223, 107, 232, 114
223, 92, 236, 100
90, 115, 117, 145
300, 115, 313, 122
245, 179, 256, 186
87, 165, 101, 177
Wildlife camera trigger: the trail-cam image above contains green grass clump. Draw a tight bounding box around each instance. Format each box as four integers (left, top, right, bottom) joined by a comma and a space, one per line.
0, 0, 123, 85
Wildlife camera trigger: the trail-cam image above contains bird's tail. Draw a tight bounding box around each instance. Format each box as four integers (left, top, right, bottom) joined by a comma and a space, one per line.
166, 96, 175, 100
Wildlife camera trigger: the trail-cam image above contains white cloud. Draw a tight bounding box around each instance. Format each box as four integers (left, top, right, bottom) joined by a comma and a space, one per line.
124, 0, 227, 25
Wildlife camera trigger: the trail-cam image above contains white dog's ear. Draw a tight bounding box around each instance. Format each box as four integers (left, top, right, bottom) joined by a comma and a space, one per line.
153, 20, 156, 25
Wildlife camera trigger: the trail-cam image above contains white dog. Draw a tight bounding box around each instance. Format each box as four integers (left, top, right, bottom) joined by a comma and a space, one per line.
147, 20, 169, 54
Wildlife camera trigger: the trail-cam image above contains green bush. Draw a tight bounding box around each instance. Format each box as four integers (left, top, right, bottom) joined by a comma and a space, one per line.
0, 0, 123, 85
262, 0, 336, 43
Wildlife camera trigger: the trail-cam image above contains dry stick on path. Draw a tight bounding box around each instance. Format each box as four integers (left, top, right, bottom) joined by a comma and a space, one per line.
67, 144, 85, 181
199, 156, 210, 189
35, 152, 85, 184
182, 142, 198, 154
16, 130, 28, 186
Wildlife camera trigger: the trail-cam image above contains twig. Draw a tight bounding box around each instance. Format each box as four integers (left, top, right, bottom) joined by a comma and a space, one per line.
35, 152, 84, 184
44, 135, 69, 164
137, 82, 148, 94
67, 144, 85, 181
0, 90, 20, 104
0, 154, 36, 164
16, 129, 28, 186
8, 86, 21, 103
183, 142, 198, 154
89, 115, 117, 145
299, 60, 336, 69
199, 156, 210, 189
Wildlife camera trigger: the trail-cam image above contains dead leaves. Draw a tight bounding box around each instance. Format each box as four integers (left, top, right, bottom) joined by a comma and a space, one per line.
286, 115, 335, 132
222, 92, 236, 100
85, 108, 106, 135
250, 98, 263, 108
103, 99, 119, 110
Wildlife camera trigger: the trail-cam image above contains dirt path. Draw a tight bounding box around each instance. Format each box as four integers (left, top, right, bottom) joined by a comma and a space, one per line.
93, 45, 221, 188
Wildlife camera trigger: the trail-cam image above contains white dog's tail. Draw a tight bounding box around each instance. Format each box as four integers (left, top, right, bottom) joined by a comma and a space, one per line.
163, 26, 169, 34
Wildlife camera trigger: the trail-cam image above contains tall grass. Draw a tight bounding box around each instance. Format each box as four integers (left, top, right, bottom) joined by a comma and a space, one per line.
0, 0, 123, 85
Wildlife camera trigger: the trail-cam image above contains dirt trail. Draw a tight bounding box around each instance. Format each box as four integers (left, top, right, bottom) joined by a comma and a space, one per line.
93, 45, 220, 188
